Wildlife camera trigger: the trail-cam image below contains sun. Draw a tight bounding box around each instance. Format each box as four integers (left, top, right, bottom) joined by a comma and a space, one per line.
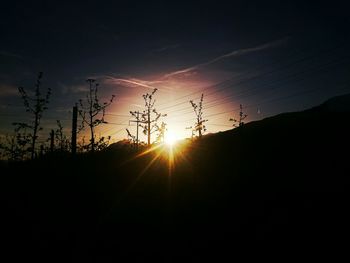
165, 131, 177, 146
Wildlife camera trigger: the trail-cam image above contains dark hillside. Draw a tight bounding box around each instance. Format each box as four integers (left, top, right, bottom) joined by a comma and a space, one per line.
1, 94, 350, 261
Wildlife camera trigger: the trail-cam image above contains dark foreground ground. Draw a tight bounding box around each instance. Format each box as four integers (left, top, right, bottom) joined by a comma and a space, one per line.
1, 96, 350, 261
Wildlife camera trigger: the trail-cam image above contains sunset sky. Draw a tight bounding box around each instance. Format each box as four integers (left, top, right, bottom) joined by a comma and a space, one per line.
1, 1, 349, 144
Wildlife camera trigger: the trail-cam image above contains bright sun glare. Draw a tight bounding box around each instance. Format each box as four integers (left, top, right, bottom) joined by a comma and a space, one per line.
165, 131, 177, 146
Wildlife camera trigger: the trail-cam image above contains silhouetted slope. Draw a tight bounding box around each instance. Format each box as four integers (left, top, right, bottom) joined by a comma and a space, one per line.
321, 93, 350, 112
199, 95, 350, 191
1, 94, 349, 261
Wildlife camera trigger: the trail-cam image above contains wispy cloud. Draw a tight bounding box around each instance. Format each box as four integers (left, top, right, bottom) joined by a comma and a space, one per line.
103, 76, 175, 92
153, 44, 181, 53
92, 38, 288, 95
130, 103, 142, 108
0, 51, 23, 59
0, 84, 18, 97
59, 83, 89, 94
164, 38, 289, 79
104, 76, 158, 90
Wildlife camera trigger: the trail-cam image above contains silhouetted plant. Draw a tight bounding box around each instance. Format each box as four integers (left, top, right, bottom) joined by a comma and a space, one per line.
0, 136, 4, 160
77, 136, 87, 153
190, 94, 207, 138
0, 124, 31, 161
39, 141, 50, 157
140, 88, 167, 146
230, 104, 247, 127
126, 128, 137, 146
95, 136, 111, 151
78, 79, 115, 152
155, 122, 167, 143
17, 72, 51, 159
55, 120, 69, 152
128, 110, 142, 147
0, 135, 18, 161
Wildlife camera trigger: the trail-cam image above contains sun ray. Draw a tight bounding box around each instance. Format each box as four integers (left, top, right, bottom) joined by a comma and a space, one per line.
164, 130, 178, 146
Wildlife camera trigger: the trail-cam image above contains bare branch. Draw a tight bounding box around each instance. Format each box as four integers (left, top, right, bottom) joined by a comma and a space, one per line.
78, 80, 115, 152
189, 93, 206, 138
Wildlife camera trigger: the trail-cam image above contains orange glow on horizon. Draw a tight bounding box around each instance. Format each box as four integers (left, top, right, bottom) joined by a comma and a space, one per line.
78, 76, 242, 145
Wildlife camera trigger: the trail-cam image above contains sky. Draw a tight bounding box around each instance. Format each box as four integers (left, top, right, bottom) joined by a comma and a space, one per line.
1, 0, 350, 144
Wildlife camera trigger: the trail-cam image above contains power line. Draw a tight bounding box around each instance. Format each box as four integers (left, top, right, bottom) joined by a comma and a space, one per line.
168, 53, 348, 117
105, 113, 130, 118
165, 55, 350, 119
201, 56, 350, 111
157, 42, 346, 113
171, 80, 349, 133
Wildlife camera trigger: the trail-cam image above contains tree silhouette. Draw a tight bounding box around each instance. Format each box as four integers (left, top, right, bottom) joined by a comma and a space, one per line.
17, 72, 51, 159
0, 124, 31, 161
155, 122, 167, 143
190, 94, 207, 138
77, 136, 87, 153
140, 88, 166, 146
94, 136, 111, 151
78, 79, 115, 152
128, 110, 142, 148
55, 120, 69, 152
126, 128, 136, 146
230, 104, 247, 127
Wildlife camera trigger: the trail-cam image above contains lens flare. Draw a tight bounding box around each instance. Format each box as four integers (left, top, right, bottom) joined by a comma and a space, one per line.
165, 131, 177, 146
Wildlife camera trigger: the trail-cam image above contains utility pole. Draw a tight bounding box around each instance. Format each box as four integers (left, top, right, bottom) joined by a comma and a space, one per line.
138, 88, 165, 147
129, 110, 143, 149
136, 111, 140, 147
50, 129, 55, 152
86, 79, 95, 152
71, 105, 78, 155
197, 116, 202, 138
186, 126, 194, 140
147, 107, 151, 146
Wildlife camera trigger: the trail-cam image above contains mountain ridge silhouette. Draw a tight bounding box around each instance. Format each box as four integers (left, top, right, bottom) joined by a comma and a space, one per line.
1, 93, 349, 261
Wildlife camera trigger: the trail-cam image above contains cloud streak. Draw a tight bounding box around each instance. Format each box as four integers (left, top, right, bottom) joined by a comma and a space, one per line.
105, 77, 158, 90
95, 38, 288, 96
163, 37, 289, 79
59, 83, 89, 94
103, 76, 173, 92
0, 84, 18, 97
153, 44, 181, 53
0, 51, 23, 59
